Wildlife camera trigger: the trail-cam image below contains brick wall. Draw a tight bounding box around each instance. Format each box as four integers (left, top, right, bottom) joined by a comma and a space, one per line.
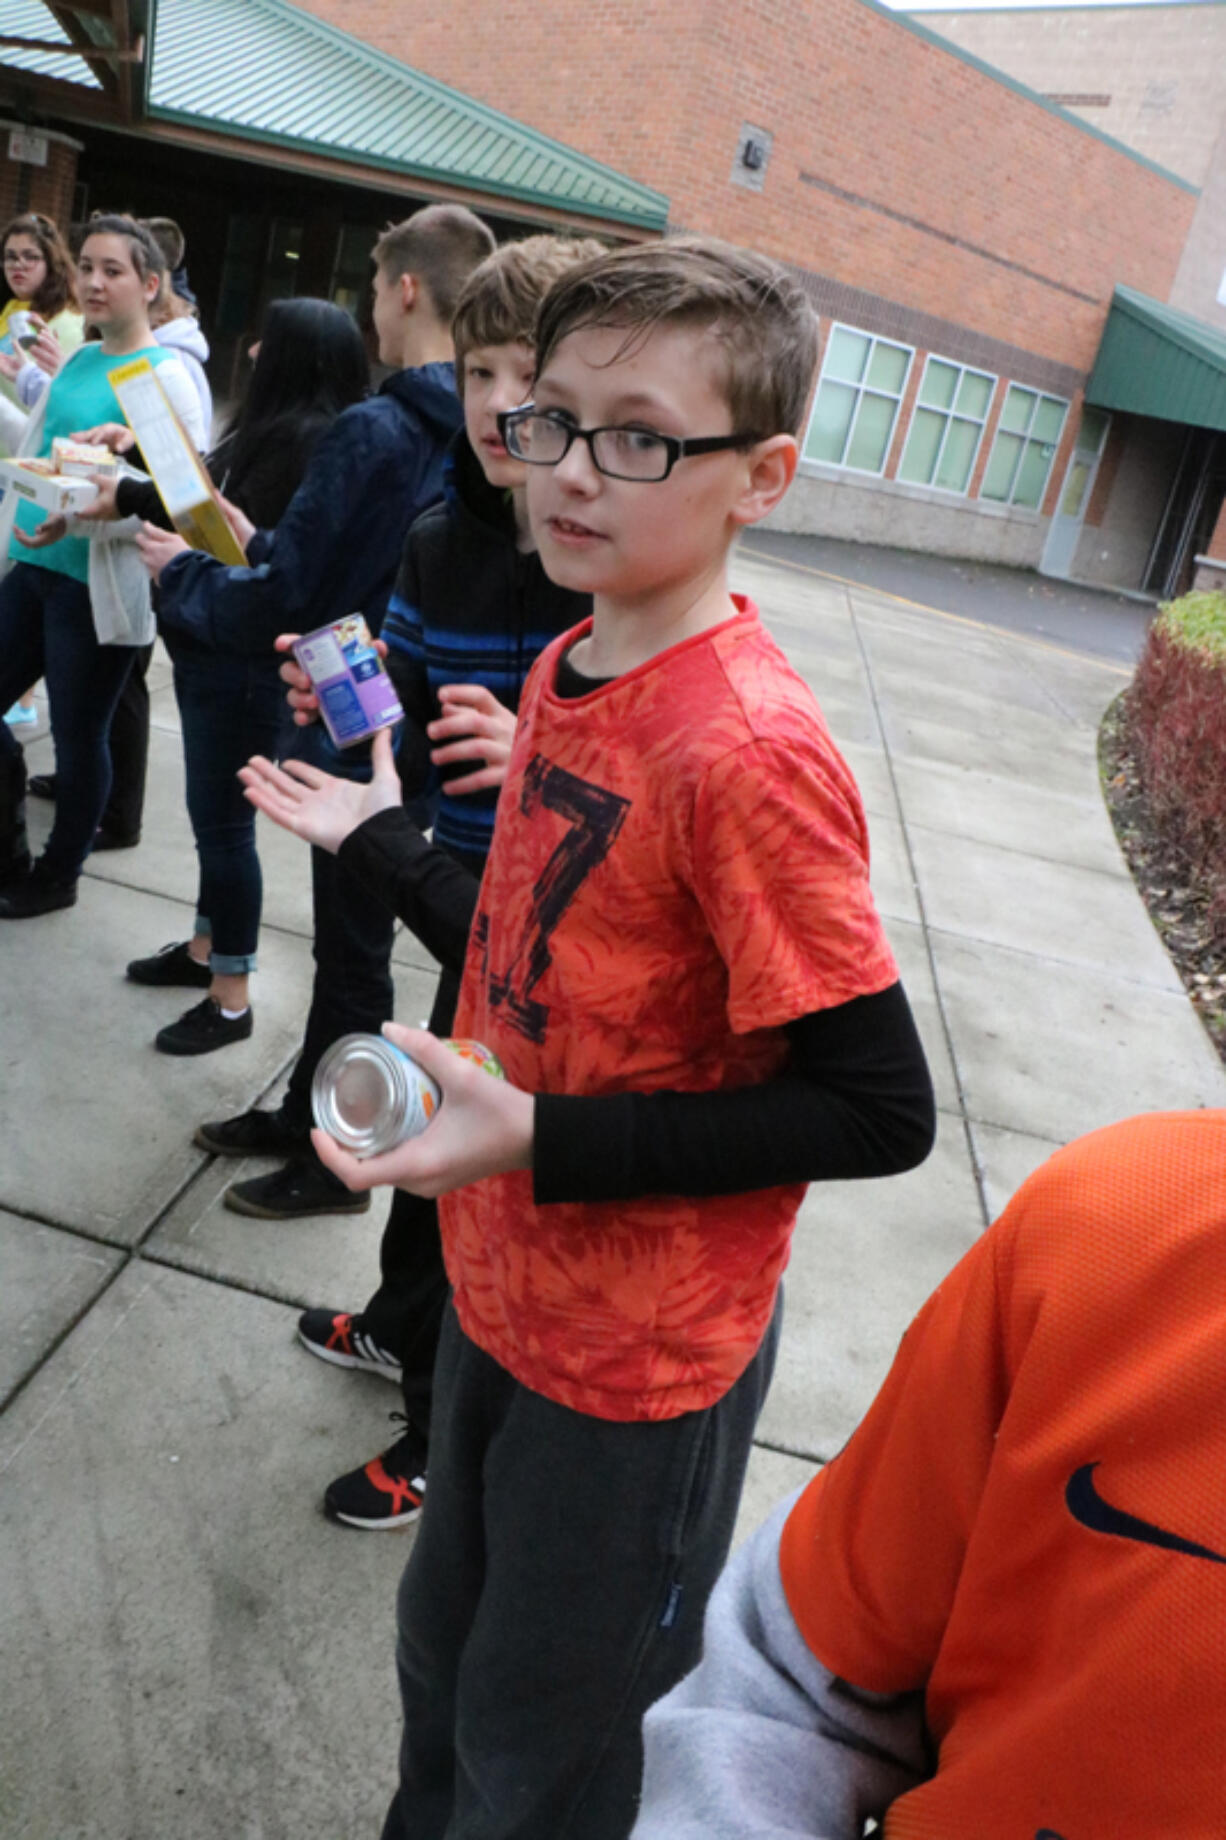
291, 0, 1195, 376
0, 126, 79, 233
916, 3, 1226, 189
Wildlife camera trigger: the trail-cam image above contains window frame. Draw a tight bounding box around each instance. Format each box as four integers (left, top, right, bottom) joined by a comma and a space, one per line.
802, 322, 915, 478
896, 355, 998, 498
978, 384, 1070, 510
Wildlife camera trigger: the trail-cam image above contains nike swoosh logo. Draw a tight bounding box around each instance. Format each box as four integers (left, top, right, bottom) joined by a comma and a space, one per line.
1066, 1463, 1226, 1564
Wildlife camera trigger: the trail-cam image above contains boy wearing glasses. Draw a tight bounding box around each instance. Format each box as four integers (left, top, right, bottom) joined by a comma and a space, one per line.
242, 238, 934, 1840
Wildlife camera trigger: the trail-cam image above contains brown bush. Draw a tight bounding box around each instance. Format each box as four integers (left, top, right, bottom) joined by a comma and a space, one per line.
1125, 592, 1226, 939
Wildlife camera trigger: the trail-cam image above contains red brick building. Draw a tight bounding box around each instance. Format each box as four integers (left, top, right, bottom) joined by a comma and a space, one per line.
291, 0, 1212, 589
2, 0, 1221, 592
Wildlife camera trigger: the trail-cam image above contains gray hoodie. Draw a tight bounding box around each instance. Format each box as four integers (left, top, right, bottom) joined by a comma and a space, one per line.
630, 1494, 930, 1840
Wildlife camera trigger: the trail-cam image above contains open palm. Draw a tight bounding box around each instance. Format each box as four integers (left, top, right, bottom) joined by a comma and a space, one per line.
239, 724, 403, 854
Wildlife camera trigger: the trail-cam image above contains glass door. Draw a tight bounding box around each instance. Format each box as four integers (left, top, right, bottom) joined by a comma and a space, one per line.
1039, 405, 1110, 579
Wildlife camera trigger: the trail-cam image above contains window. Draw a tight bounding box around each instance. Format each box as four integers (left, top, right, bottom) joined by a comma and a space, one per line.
897, 358, 995, 495
803, 325, 913, 475
979, 386, 1069, 509
330, 223, 382, 318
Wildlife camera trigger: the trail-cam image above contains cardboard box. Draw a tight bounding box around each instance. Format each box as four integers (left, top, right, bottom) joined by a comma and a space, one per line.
108, 357, 247, 566
0, 458, 99, 516
51, 437, 119, 480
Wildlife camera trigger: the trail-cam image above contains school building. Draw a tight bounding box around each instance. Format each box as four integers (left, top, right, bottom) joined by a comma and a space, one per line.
3, 0, 1226, 597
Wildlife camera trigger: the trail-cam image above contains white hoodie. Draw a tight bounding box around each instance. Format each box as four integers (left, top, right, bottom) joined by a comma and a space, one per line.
150, 315, 212, 447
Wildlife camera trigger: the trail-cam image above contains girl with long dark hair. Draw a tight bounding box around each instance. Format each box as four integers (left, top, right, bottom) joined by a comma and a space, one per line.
100, 298, 370, 1051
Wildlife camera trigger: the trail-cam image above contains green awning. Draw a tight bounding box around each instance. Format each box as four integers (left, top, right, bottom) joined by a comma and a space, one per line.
0, 0, 668, 230
1086, 286, 1226, 432
146, 0, 667, 231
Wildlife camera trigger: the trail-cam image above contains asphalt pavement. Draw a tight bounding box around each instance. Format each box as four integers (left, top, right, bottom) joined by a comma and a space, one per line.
742, 528, 1157, 665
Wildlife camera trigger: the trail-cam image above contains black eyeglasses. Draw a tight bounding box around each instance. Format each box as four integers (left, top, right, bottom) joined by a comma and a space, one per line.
497, 406, 763, 483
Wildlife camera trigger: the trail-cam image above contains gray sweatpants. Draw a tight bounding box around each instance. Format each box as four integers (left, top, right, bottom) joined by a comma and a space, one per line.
379, 1295, 782, 1840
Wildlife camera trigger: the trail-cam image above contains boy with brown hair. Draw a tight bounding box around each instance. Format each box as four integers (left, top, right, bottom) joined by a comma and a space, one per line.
285, 233, 605, 1528
243, 236, 934, 1839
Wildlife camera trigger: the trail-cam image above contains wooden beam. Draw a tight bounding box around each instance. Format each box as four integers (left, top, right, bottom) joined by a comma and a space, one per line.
39, 6, 118, 100
0, 34, 141, 61
0, 66, 124, 125
110, 0, 135, 122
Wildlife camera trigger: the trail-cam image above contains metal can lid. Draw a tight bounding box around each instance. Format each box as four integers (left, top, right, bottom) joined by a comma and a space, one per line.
312, 1032, 412, 1157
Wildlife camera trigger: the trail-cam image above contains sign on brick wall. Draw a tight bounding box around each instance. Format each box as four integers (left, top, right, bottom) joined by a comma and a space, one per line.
7, 129, 48, 167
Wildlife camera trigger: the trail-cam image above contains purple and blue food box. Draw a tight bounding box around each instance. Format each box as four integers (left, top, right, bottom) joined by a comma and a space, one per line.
292, 616, 404, 749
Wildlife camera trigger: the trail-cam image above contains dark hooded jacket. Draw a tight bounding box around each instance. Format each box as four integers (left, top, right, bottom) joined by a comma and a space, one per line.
381, 425, 589, 872
153, 363, 462, 657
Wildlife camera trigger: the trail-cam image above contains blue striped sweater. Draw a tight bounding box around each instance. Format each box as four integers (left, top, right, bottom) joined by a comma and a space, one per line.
382, 429, 588, 873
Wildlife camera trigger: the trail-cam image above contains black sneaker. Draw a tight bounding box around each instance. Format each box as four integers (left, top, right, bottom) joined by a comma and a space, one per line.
93, 824, 141, 852
224, 1157, 370, 1220
156, 996, 253, 1057
27, 773, 56, 801
324, 1425, 427, 1530
0, 862, 77, 919
194, 1104, 310, 1158
298, 1308, 403, 1383
127, 940, 213, 988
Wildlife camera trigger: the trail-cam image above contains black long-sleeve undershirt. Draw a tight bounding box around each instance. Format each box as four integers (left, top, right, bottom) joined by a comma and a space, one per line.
337, 808, 935, 1205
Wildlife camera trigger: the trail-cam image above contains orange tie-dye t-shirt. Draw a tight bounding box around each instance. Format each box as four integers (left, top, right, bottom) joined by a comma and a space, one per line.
442, 597, 898, 1421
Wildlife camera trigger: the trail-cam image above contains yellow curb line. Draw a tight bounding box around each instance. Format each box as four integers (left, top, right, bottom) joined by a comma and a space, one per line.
738, 545, 1133, 677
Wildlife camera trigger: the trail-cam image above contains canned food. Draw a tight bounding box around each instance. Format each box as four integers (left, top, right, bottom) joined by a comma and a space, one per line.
8, 309, 37, 350
292, 614, 404, 749
312, 1033, 504, 1159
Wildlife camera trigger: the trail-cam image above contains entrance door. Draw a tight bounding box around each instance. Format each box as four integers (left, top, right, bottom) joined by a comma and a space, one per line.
1040, 406, 1111, 579
1142, 428, 1226, 600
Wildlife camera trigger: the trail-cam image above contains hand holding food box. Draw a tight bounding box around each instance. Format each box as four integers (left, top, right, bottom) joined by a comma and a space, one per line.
291, 616, 404, 749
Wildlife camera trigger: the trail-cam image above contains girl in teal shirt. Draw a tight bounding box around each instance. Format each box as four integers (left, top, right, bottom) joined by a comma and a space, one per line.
0, 215, 203, 918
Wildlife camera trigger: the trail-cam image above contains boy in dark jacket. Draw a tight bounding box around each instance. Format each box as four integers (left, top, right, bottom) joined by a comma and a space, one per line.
287, 235, 604, 1527
135, 205, 494, 1070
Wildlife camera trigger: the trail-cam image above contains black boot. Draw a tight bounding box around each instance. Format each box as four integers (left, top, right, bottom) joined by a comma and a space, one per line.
0, 857, 77, 918
0, 745, 31, 893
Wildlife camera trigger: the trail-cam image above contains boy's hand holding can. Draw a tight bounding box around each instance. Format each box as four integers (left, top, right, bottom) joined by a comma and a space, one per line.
312, 1022, 534, 1200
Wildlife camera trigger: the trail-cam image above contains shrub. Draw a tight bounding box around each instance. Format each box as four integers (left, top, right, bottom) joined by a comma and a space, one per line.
1125, 590, 1226, 938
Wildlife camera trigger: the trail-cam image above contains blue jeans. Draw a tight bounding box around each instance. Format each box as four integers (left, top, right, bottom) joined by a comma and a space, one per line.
172, 646, 289, 975
0, 561, 136, 881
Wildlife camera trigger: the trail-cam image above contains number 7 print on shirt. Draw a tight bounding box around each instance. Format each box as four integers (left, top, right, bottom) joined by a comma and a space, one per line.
485, 755, 630, 1045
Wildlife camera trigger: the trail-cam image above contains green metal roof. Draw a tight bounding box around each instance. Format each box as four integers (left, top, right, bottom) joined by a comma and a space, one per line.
0, 0, 665, 226
143, 0, 668, 230
1086, 286, 1226, 431
0, 1, 103, 89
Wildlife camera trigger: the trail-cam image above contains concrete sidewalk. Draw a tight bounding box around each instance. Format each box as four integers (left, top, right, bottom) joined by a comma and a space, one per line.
3, 550, 1224, 1838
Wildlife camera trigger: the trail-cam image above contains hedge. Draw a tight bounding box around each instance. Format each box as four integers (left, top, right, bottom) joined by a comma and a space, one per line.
1125, 590, 1226, 935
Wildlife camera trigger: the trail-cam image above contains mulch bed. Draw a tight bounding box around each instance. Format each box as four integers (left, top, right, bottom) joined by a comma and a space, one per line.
1099, 693, 1226, 1066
